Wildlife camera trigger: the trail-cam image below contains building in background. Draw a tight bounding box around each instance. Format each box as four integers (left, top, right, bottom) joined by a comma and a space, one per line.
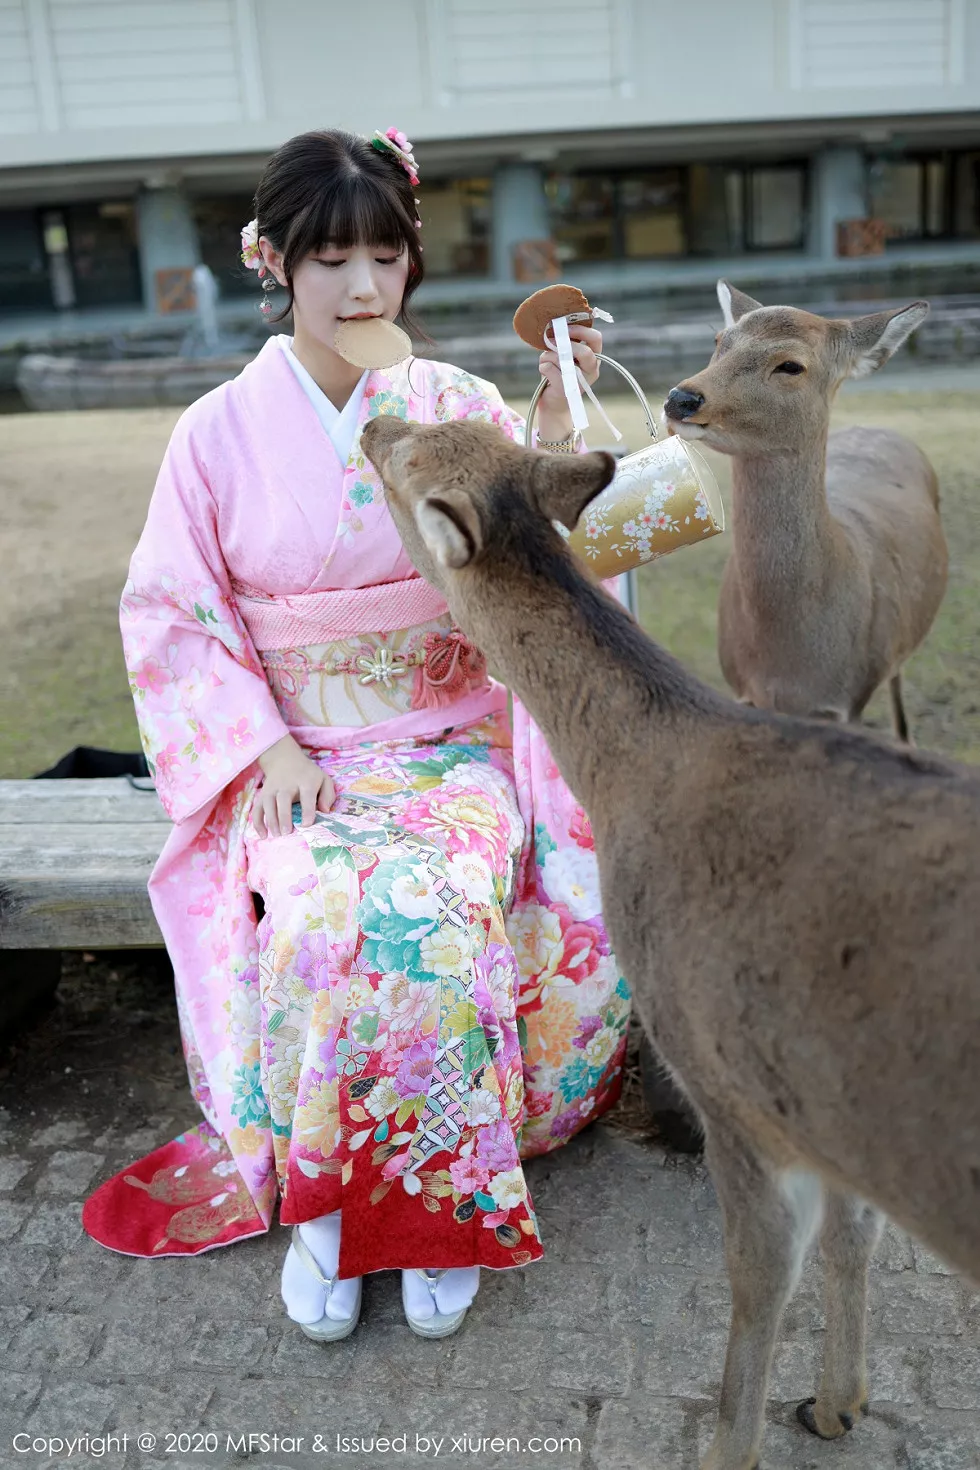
1, 0, 979, 324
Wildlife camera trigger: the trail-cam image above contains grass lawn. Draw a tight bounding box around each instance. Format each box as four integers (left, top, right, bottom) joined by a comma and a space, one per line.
1, 383, 977, 777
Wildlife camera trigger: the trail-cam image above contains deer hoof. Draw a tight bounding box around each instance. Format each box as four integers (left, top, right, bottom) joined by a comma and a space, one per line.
796, 1398, 855, 1439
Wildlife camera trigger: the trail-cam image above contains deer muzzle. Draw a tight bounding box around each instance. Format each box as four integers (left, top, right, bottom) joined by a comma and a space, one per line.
663, 387, 706, 422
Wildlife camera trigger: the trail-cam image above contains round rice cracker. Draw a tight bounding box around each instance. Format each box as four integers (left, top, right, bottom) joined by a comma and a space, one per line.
334, 317, 412, 369
513, 285, 592, 351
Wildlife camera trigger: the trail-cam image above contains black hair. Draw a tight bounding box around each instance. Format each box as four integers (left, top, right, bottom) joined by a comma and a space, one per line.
252, 128, 425, 335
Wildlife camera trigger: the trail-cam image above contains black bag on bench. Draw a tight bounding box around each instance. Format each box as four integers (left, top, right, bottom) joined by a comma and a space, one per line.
34, 747, 150, 781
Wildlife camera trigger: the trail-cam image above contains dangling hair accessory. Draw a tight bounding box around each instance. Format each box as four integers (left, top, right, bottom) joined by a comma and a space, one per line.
371, 127, 420, 187
240, 217, 278, 315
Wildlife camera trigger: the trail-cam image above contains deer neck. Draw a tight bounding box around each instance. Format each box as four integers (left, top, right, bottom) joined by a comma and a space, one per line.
449, 529, 724, 817
728, 427, 840, 610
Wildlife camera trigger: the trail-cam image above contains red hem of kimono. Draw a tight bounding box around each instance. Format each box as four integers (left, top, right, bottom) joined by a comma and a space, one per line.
81, 1129, 268, 1259
286, 1164, 544, 1277
82, 1062, 623, 1263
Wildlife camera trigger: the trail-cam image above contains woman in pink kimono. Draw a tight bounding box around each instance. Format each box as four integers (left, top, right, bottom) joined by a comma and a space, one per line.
83, 128, 630, 1341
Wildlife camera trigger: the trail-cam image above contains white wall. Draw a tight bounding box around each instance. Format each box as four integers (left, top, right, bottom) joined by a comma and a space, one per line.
1, 0, 978, 170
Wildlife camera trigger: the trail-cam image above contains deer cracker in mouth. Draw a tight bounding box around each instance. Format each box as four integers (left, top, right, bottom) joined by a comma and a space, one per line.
334, 316, 411, 369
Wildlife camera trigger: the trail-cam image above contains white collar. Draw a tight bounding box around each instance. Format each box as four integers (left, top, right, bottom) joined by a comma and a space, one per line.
277, 335, 368, 466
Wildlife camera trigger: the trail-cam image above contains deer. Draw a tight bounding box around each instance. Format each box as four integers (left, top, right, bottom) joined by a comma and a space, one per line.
665, 282, 948, 745
361, 412, 980, 1470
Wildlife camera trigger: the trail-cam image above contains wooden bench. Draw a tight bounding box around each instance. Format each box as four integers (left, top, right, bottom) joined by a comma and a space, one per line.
0, 778, 169, 1031
0, 761, 703, 1148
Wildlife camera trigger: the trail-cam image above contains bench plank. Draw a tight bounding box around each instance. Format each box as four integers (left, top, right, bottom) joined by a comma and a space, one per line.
0, 779, 170, 950
0, 779, 168, 825
0, 795, 168, 825
0, 826, 172, 864
0, 876, 163, 949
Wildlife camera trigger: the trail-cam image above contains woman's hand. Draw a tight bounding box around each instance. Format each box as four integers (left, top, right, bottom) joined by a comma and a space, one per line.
536, 323, 603, 444
254, 734, 335, 838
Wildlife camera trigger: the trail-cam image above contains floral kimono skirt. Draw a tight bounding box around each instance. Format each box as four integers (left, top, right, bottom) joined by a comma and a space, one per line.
86, 617, 628, 1273
240, 712, 548, 1275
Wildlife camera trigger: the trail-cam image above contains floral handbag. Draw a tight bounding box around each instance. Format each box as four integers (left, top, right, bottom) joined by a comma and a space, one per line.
526, 353, 724, 577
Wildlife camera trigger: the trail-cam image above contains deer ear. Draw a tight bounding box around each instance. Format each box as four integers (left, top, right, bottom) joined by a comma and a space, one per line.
845, 302, 929, 378
532, 450, 617, 530
415, 488, 482, 570
717, 280, 763, 328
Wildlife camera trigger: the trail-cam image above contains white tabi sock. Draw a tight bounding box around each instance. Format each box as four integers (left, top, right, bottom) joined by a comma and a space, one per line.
281, 1211, 362, 1325
402, 1265, 480, 1320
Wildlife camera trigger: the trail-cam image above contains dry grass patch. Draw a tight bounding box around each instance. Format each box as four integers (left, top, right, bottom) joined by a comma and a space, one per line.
1, 389, 977, 775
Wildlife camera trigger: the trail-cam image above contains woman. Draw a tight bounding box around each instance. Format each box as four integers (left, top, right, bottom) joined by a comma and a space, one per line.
83, 128, 629, 1341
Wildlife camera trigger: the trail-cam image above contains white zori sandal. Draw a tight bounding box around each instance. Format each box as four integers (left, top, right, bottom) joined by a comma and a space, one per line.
287, 1226, 362, 1342
401, 1268, 475, 1339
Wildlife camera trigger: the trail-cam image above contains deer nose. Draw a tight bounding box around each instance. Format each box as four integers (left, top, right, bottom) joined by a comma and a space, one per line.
664, 387, 706, 421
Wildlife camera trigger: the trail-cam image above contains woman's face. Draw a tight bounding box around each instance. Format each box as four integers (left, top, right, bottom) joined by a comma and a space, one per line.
259, 238, 410, 351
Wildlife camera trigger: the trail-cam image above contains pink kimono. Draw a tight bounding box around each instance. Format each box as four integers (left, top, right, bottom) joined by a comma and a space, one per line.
83, 339, 630, 1278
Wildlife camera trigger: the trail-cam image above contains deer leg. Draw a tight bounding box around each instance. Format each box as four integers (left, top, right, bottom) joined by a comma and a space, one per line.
797, 1191, 884, 1440
700, 1128, 823, 1470
888, 673, 913, 745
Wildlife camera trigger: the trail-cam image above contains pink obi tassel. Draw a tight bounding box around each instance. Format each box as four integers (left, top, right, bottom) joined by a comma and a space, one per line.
411, 629, 488, 711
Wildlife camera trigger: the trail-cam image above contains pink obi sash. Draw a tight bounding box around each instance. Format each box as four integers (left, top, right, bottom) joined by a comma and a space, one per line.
233, 576, 505, 738
234, 576, 449, 650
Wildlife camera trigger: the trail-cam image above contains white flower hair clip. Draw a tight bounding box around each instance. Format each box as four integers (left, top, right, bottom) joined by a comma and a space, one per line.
240, 219, 262, 272
371, 127, 420, 188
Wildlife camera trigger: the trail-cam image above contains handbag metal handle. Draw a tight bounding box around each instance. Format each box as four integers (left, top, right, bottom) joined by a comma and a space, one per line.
525, 352, 660, 446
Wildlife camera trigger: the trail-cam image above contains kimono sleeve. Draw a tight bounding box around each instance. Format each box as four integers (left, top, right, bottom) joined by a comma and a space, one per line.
444, 370, 589, 455
120, 414, 288, 824
471, 381, 528, 446
425, 366, 525, 446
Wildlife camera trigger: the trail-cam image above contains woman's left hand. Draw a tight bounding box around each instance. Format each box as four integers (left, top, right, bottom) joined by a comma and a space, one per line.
536, 323, 603, 443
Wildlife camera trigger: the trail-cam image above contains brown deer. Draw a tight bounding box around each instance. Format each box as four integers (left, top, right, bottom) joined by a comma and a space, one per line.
362, 413, 980, 1470
665, 283, 948, 744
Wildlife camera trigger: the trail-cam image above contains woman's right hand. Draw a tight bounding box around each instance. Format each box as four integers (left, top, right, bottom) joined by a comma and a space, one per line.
254, 734, 335, 838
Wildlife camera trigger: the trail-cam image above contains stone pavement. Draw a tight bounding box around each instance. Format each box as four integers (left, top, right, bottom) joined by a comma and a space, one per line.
0, 955, 977, 1470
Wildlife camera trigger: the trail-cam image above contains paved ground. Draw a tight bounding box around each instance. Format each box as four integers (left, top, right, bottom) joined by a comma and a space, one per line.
0, 956, 977, 1470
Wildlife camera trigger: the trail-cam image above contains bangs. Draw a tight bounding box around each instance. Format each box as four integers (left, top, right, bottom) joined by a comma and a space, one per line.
286, 169, 410, 262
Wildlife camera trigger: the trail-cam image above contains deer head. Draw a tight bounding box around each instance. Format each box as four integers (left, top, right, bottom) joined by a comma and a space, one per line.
663, 282, 928, 456
361, 416, 615, 587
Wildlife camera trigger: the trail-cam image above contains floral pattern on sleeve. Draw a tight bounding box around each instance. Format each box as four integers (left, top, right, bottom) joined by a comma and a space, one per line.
120, 417, 288, 823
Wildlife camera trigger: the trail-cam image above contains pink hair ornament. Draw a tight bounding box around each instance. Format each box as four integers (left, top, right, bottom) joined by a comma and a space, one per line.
371, 127, 420, 188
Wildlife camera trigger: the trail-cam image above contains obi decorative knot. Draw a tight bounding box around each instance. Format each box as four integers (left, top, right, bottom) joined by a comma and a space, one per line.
334, 626, 488, 710
255, 617, 489, 731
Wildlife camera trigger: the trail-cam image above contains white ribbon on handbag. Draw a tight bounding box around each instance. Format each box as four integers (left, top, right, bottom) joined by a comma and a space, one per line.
545, 312, 623, 443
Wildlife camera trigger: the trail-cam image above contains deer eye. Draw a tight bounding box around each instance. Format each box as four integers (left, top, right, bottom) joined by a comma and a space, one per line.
773, 361, 805, 375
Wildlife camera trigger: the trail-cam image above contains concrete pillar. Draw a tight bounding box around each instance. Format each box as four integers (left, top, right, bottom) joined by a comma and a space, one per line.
136, 184, 200, 312
491, 162, 550, 282
808, 147, 868, 259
